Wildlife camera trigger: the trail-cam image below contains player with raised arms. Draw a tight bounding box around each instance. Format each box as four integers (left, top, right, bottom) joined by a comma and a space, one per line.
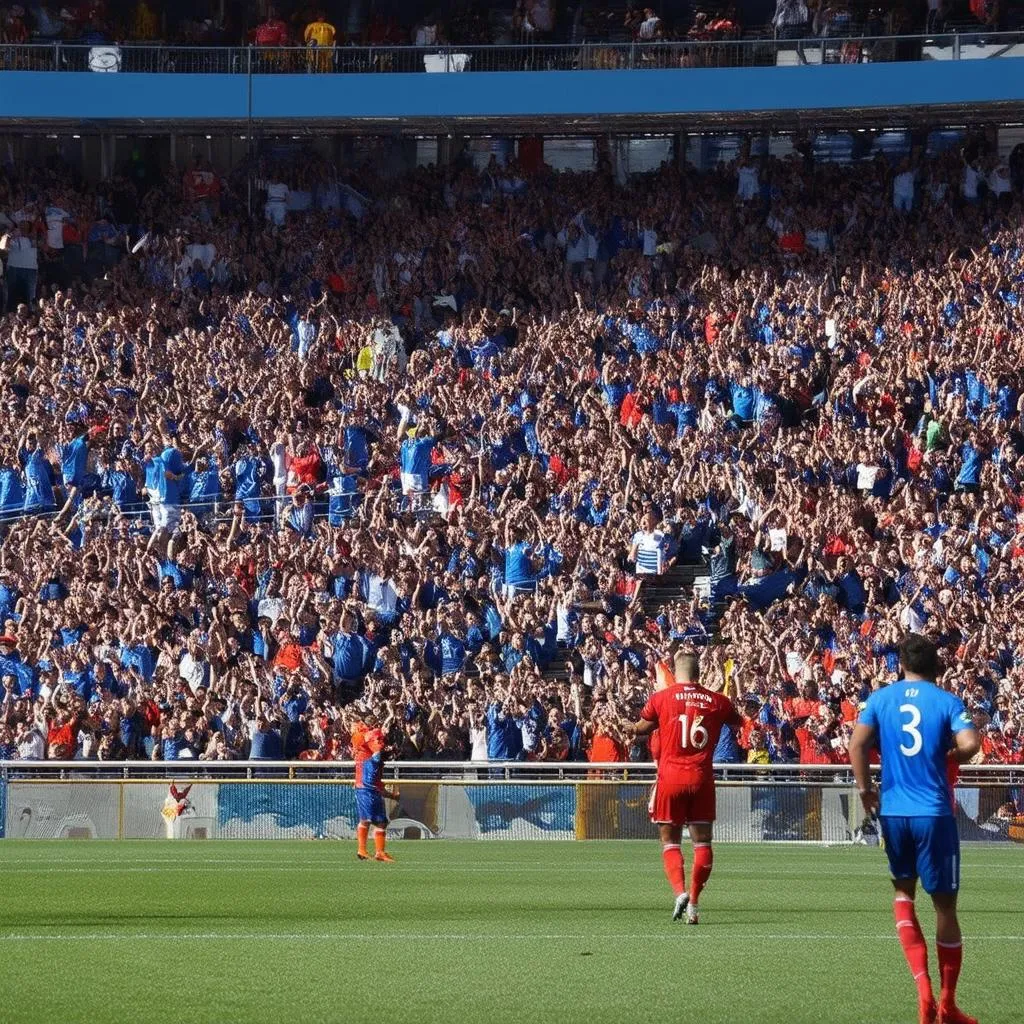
848, 633, 981, 1024
352, 716, 400, 862
631, 650, 741, 925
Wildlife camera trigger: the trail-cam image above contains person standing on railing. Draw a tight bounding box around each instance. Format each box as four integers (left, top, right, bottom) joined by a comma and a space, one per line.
630, 651, 741, 926
304, 11, 336, 74
848, 633, 981, 1024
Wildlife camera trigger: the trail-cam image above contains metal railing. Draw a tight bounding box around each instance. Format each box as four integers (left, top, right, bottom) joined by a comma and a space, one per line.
0, 33, 1022, 75
3, 760, 1022, 785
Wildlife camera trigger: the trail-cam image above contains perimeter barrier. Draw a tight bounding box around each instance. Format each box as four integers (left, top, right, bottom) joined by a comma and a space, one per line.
2, 762, 1021, 844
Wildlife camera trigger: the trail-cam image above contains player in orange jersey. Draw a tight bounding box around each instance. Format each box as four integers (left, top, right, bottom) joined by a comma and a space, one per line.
631, 652, 740, 924
351, 716, 400, 862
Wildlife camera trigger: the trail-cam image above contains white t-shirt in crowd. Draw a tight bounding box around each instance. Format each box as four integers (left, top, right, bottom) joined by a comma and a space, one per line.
900, 602, 926, 632
266, 182, 289, 206
737, 166, 759, 201
639, 15, 661, 38
2, 234, 38, 269
470, 726, 488, 762
414, 23, 437, 46
632, 529, 665, 575
45, 206, 69, 249
962, 165, 982, 200
257, 596, 285, 625
185, 242, 216, 270
989, 165, 1012, 196
270, 442, 288, 485
856, 463, 880, 490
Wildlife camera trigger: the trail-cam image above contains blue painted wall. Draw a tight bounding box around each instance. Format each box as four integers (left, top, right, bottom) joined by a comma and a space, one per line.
1, 60, 1023, 121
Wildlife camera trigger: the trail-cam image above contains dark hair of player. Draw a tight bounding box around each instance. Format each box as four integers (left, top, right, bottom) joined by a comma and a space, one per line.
898, 632, 940, 680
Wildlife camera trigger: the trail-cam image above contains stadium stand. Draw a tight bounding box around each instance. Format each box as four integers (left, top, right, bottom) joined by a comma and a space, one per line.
0, 133, 1022, 767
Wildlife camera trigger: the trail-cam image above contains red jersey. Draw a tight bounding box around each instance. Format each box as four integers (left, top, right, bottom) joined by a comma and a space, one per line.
641, 683, 741, 787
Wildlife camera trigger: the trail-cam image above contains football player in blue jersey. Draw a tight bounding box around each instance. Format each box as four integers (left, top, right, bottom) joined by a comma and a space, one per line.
849, 633, 980, 1024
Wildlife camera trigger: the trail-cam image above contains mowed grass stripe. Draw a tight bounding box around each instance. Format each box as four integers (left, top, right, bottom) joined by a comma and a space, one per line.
0, 841, 1020, 1024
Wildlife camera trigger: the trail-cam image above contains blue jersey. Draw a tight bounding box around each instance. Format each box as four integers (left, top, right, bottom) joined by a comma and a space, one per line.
358, 750, 383, 790
858, 680, 973, 818
60, 435, 88, 488
399, 437, 434, 477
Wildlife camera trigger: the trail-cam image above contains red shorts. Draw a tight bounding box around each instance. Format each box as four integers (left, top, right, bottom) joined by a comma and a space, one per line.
648, 777, 716, 826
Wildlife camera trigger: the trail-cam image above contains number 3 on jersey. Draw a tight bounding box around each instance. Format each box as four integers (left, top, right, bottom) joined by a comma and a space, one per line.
899, 703, 922, 757
678, 713, 709, 751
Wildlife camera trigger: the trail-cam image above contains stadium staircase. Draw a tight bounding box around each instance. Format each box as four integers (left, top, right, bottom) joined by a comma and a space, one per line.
541, 559, 711, 682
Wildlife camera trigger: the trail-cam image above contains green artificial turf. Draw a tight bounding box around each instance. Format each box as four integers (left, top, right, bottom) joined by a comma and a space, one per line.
0, 840, 1021, 1024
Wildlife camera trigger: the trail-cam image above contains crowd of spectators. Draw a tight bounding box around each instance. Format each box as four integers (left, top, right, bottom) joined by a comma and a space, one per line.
0, 136, 1022, 768
0, 0, 1014, 60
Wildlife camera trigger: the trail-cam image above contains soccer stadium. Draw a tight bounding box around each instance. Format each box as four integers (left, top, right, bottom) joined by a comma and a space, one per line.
1, 1, 1024, 1022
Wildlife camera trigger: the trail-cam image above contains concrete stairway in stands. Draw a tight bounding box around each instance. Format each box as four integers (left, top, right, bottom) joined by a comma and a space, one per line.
541, 560, 711, 682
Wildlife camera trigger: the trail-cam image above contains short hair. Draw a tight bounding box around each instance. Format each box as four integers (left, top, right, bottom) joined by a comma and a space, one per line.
899, 633, 940, 680
674, 652, 699, 683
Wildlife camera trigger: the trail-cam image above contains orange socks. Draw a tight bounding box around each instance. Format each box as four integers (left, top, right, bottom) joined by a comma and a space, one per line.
356, 823, 369, 857
373, 827, 387, 856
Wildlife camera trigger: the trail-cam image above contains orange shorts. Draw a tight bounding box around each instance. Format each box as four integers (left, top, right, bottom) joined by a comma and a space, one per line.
648, 778, 716, 825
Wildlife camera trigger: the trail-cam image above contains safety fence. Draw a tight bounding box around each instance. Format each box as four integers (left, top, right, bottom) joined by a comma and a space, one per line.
1, 34, 1023, 76
2, 762, 1021, 844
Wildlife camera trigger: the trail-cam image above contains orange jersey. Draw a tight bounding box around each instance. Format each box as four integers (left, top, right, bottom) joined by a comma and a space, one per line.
352, 724, 385, 789
351, 724, 369, 784
641, 683, 741, 788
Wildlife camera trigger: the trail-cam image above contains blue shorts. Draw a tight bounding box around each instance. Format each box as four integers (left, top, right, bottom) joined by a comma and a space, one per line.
356, 788, 388, 825
880, 815, 960, 894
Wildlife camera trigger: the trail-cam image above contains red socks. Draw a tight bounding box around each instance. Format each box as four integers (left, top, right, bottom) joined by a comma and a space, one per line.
690, 843, 714, 904
356, 823, 369, 857
937, 941, 963, 1013
373, 827, 387, 856
894, 898, 934, 1005
661, 843, 685, 896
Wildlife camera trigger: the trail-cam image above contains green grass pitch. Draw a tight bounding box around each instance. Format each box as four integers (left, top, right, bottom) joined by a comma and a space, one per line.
0, 840, 1021, 1024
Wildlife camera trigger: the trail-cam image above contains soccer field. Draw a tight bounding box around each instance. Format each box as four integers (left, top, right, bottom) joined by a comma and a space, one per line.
0, 841, 1021, 1024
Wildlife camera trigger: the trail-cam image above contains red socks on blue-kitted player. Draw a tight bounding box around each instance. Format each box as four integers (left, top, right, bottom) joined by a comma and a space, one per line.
937, 941, 975, 1023
893, 898, 935, 1017
661, 843, 685, 896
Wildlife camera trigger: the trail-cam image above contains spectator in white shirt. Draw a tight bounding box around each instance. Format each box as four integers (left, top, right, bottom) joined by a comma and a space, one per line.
737, 159, 760, 201
989, 159, 1012, 204
638, 8, 663, 39
413, 18, 439, 46
773, 0, 809, 36
179, 634, 210, 694
962, 159, 983, 203
44, 202, 69, 251
0, 223, 39, 308
263, 179, 290, 226
893, 160, 916, 213
629, 508, 667, 576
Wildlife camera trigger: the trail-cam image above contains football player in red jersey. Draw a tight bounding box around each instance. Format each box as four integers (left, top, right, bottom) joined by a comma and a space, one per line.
631, 651, 741, 924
